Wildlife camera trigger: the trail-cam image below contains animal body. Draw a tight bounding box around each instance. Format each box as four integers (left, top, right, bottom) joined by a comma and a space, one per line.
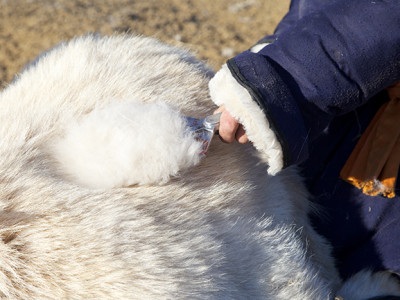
0, 34, 398, 299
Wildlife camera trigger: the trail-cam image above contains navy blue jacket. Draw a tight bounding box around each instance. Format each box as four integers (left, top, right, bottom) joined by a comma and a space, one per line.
228, 0, 400, 280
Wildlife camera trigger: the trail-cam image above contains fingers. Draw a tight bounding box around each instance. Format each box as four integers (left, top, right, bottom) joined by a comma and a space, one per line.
219, 109, 239, 143
236, 125, 249, 144
214, 106, 248, 144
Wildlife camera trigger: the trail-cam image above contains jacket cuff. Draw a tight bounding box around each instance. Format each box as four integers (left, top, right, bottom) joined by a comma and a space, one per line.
209, 64, 284, 175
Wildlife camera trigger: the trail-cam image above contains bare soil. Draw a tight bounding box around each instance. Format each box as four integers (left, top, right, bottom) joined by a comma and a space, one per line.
0, 0, 289, 90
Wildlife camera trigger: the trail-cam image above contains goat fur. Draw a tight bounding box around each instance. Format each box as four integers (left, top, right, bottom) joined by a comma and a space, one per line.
0, 34, 398, 299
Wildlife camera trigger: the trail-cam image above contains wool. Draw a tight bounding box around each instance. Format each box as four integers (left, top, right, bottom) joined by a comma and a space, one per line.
51, 101, 202, 189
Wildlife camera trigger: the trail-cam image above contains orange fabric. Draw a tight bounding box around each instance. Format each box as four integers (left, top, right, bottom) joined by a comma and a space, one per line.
340, 83, 400, 198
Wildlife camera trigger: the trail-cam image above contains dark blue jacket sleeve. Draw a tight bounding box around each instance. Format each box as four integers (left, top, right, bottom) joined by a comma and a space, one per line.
228, 0, 400, 167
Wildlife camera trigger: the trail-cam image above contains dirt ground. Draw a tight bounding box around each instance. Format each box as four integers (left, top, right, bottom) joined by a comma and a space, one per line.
0, 0, 289, 90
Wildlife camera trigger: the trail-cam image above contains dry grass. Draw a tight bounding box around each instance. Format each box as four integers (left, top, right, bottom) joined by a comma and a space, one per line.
0, 0, 289, 89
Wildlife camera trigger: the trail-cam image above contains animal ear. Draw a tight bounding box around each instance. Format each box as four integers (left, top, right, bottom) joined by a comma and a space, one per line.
49, 100, 202, 189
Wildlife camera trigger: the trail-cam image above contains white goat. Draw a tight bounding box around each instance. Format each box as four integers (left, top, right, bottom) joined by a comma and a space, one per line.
0, 34, 398, 299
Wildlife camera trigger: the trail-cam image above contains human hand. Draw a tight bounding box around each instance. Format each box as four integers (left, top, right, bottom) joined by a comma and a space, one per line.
214, 106, 249, 144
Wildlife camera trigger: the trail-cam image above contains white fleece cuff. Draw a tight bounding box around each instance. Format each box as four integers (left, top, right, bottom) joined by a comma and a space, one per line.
209, 64, 284, 175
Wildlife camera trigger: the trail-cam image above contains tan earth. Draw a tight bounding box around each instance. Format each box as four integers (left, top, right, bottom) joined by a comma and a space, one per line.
0, 0, 289, 90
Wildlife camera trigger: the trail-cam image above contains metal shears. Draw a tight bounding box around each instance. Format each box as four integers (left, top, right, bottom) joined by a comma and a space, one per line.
184, 113, 221, 156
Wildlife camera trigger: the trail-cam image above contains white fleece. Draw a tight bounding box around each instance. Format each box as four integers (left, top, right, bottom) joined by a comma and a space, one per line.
51, 101, 202, 189
250, 42, 270, 53
209, 64, 284, 174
